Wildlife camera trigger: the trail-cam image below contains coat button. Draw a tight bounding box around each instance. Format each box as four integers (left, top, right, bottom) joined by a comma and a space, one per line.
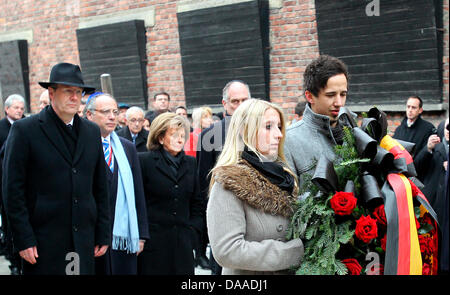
74, 198, 78, 204
277, 225, 283, 232
73, 226, 78, 232
174, 184, 179, 189
72, 168, 77, 174
173, 212, 177, 215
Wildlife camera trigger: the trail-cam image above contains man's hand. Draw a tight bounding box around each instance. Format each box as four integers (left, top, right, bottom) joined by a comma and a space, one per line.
427, 134, 441, 152
94, 245, 108, 257
19, 246, 38, 264
137, 240, 145, 256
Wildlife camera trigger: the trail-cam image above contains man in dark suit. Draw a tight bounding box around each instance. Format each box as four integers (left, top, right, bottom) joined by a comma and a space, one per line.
86, 93, 149, 275
0, 94, 26, 148
393, 96, 436, 159
0, 94, 26, 274
196, 80, 251, 274
2, 63, 111, 275
117, 106, 149, 152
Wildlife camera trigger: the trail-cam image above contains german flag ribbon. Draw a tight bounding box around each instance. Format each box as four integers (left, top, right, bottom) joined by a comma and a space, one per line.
380, 135, 438, 275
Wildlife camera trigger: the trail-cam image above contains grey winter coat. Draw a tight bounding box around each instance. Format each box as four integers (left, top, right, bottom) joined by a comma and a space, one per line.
206, 160, 304, 275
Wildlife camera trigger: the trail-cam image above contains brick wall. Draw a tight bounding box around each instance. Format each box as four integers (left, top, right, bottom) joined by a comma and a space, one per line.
0, 0, 448, 130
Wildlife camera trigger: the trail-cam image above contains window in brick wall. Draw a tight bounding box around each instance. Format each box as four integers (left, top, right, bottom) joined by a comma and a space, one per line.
0, 40, 30, 111
315, 0, 444, 108
76, 20, 148, 109
177, 0, 270, 109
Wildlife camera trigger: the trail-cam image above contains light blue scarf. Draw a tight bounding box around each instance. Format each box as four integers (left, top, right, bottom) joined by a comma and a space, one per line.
109, 131, 140, 253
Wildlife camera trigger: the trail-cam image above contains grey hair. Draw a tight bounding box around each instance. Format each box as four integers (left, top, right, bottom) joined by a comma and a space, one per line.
222, 80, 251, 102
85, 93, 116, 116
126, 106, 145, 119
5, 94, 25, 108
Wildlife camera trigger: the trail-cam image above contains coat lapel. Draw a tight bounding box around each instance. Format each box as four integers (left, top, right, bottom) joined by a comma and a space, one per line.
39, 109, 72, 164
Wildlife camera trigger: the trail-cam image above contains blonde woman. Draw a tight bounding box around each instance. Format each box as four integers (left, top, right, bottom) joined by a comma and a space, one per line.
137, 112, 203, 274
206, 99, 304, 274
184, 106, 213, 157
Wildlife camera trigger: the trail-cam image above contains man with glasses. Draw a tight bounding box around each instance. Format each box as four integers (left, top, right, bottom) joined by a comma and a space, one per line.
85, 93, 149, 275
144, 92, 171, 125
2, 63, 111, 274
117, 106, 149, 152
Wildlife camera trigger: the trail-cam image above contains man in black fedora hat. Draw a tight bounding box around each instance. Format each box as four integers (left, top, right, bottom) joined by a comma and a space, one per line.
2, 62, 111, 275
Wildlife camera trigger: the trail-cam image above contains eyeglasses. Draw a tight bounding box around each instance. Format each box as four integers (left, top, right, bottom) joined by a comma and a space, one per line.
129, 118, 145, 124
95, 109, 119, 116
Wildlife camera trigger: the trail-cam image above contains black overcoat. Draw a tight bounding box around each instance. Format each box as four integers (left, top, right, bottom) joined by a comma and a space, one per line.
2, 107, 111, 275
137, 148, 203, 274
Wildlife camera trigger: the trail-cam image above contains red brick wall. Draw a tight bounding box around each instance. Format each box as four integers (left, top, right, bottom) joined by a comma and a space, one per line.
0, 0, 448, 130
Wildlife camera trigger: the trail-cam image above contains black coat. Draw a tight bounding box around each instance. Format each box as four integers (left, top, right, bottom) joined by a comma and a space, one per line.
95, 136, 149, 275
116, 126, 149, 153
138, 148, 203, 274
196, 117, 230, 200
415, 142, 450, 272
0, 117, 12, 149
414, 142, 448, 223
2, 107, 111, 275
393, 116, 435, 159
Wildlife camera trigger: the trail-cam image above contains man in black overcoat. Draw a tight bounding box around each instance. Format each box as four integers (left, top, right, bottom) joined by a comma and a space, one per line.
2, 63, 111, 275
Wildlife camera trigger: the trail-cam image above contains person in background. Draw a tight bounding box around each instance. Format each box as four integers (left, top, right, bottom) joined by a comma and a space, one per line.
117, 106, 149, 152
393, 96, 435, 158
116, 103, 130, 130
145, 92, 171, 125
184, 106, 213, 158
0, 93, 26, 275
38, 90, 50, 111
2, 62, 110, 275
196, 80, 251, 274
0, 94, 25, 148
414, 118, 449, 273
85, 93, 149, 275
143, 118, 150, 132
290, 101, 307, 125
175, 105, 188, 118
138, 112, 203, 274
207, 99, 303, 274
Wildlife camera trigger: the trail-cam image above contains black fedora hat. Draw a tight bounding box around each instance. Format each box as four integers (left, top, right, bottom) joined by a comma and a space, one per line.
39, 62, 95, 94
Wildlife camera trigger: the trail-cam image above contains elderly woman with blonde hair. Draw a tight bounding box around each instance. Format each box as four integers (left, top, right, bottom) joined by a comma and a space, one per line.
137, 112, 203, 274
184, 106, 213, 157
206, 98, 304, 274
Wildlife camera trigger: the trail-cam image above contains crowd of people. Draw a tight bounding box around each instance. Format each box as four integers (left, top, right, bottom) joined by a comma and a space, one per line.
0, 55, 448, 275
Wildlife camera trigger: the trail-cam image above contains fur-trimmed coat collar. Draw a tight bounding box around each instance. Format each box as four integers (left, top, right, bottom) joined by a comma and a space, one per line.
213, 160, 298, 217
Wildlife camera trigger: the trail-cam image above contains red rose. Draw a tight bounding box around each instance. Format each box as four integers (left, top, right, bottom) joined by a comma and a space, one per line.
372, 205, 387, 227
342, 258, 362, 275
419, 235, 435, 255
355, 215, 378, 243
329, 192, 357, 216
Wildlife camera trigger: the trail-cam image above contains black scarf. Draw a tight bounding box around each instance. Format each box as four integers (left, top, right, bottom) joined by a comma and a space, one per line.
241, 146, 295, 194
160, 147, 184, 177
